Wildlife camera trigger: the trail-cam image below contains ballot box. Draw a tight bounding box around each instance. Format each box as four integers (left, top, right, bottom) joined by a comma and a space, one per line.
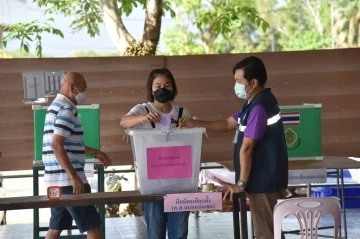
127, 128, 206, 195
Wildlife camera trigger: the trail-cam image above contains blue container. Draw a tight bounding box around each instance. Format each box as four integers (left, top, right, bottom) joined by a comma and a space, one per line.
311, 186, 360, 208
326, 169, 352, 178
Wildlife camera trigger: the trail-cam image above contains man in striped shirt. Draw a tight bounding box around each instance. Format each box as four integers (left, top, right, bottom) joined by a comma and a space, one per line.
43, 72, 111, 239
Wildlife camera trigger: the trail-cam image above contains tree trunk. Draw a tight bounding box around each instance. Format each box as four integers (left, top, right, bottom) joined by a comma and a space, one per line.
99, 0, 135, 55
142, 0, 163, 55
305, 0, 323, 36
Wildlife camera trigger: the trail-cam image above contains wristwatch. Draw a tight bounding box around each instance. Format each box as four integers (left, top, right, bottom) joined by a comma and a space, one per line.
236, 180, 246, 189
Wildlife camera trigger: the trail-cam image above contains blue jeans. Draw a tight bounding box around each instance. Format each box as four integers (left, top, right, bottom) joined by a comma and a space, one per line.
142, 202, 190, 239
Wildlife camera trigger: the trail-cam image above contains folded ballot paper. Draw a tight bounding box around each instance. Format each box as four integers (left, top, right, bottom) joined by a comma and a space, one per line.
199, 168, 236, 186
155, 114, 171, 130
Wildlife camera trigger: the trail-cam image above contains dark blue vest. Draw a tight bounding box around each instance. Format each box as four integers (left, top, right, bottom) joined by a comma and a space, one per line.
234, 88, 288, 193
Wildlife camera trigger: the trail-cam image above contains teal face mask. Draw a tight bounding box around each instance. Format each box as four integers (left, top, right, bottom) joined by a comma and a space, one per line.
234, 81, 254, 99
234, 82, 248, 99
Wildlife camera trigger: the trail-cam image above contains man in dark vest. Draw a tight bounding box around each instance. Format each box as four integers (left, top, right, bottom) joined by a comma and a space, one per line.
181, 56, 288, 239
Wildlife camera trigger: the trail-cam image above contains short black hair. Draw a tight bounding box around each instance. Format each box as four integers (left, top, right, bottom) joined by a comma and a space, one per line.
232, 56, 267, 87
146, 68, 178, 102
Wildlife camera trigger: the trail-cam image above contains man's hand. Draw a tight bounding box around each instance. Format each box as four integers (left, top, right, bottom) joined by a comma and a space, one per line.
223, 185, 245, 201
71, 174, 84, 194
96, 150, 112, 169
212, 176, 245, 201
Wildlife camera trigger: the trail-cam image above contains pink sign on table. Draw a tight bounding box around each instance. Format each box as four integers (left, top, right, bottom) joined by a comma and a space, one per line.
164, 192, 223, 212
147, 146, 192, 179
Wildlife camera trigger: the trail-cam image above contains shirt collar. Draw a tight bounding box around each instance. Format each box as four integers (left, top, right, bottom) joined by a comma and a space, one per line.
56, 94, 76, 107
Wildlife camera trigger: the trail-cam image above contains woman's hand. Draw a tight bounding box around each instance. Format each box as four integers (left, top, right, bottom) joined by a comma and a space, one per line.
179, 117, 195, 128
143, 111, 161, 124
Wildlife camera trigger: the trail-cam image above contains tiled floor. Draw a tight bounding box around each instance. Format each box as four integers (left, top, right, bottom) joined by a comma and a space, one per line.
0, 210, 359, 239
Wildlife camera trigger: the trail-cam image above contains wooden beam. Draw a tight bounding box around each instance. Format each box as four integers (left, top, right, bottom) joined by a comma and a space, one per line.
0, 191, 164, 210
0, 190, 247, 211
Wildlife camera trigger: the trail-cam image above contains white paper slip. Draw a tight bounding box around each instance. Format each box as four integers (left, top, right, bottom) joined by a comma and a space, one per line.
84, 163, 94, 178
348, 157, 360, 162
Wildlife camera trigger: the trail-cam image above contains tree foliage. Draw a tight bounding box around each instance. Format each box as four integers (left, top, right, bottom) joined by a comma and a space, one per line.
36, 0, 103, 37
333, 0, 360, 47
0, 0, 266, 57
0, 18, 63, 58
160, 0, 268, 55
161, 0, 360, 55
194, 0, 269, 37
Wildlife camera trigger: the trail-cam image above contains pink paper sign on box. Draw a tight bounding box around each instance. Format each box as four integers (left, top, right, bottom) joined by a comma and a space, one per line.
164, 192, 223, 212
147, 146, 192, 179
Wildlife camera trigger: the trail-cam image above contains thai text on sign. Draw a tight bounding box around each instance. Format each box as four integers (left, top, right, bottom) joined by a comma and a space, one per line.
288, 168, 327, 184
146, 145, 192, 179
164, 192, 223, 212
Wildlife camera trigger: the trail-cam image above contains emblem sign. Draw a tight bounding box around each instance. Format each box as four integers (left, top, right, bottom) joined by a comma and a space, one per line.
285, 128, 297, 148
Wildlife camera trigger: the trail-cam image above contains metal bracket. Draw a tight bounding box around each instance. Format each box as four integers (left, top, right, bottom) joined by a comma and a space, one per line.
165, 130, 173, 142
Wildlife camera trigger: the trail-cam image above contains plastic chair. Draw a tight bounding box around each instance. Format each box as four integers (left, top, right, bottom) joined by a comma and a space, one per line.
273, 197, 341, 239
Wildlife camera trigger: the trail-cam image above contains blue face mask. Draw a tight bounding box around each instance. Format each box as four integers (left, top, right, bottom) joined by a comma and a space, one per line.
234, 83, 248, 99
234, 81, 254, 99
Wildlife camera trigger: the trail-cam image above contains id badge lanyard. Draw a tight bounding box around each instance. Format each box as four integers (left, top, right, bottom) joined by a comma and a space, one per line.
233, 106, 249, 144
233, 116, 241, 144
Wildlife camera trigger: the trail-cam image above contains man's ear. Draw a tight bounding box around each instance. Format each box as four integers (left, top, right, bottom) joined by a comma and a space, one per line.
252, 79, 259, 88
69, 84, 76, 93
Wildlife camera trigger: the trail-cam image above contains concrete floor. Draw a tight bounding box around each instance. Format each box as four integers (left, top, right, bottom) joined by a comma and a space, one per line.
0, 210, 359, 239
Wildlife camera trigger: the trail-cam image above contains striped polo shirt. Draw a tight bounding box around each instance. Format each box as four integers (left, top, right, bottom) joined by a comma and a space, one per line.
42, 94, 88, 187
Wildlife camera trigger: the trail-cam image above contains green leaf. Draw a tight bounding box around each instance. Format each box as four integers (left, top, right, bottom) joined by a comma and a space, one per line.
261, 22, 269, 32
52, 29, 64, 38
255, 18, 261, 27
36, 44, 42, 55
170, 9, 176, 18
84, 2, 90, 11
23, 44, 29, 53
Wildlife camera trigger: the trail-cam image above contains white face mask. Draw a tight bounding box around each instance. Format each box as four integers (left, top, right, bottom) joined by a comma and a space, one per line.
74, 86, 87, 104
